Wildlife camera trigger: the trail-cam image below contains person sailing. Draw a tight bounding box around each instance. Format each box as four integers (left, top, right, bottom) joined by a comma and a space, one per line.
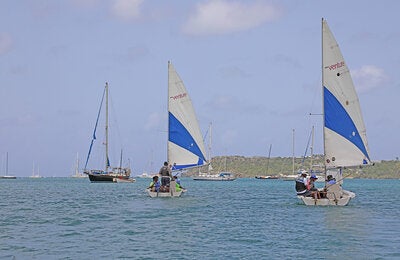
148, 176, 160, 192
159, 161, 172, 188
173, 176, 184, 192
295, 172, 309, 196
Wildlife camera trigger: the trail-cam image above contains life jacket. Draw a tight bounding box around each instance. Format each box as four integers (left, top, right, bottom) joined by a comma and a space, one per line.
175, 183, 181, 192
295, 177, 307, 194
159, 166, 170, 177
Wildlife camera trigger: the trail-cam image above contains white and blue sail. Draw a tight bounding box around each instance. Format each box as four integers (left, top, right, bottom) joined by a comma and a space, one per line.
167, 61, 207, 170
322, 19, 371, 169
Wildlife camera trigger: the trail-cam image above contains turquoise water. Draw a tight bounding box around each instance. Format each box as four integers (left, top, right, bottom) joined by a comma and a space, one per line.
1, 178, 400, 259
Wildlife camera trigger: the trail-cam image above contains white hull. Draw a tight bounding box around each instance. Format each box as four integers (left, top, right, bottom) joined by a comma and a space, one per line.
146, 189, 185, 197
298, 188, 355, 206
146, 180, 186, 197
114, 178, 136, 183
193, 176, 236, 181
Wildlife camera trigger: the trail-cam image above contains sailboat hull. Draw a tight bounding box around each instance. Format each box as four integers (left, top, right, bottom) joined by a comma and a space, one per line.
0, 176, 16, 179
146, 181, 186, 197
146, 189, 185, 197
193, 176, 236, 181
86, 171, 132, 183
298, 189, 355, 206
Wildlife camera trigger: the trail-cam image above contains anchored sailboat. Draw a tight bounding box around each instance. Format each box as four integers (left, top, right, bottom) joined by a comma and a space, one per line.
84, 83, 133, 183
298, 19, 372, 206
0, 152, 16, 179
193, 123, 236, 181
71, 153, 86, 178
146, 61, 207, 197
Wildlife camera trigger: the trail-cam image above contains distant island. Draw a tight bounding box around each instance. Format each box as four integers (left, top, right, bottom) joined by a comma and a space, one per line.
186, 155, 400, 179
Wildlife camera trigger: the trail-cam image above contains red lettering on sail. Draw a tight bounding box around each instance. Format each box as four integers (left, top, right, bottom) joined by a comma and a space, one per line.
170, 93, 187, 100
325, 61, 345, 71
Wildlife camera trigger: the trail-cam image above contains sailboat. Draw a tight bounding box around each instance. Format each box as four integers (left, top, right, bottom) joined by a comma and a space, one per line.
30, 161, 43, 178
0, 152, 16, 179
193, 123, 236, 181
84, 82, 133, 183
71, 153, 86, 178
255, 144, 279, 179
298, 18, 372, 206
146, 61, 207, 197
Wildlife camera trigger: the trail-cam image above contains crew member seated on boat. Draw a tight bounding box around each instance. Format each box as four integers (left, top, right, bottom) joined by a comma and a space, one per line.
148, 176, 160, 192
173, 176, 184, 192
326, 175, 336, 185
307, 174, 321, 199
295, 172, 309, 196
159, 161, 172, 187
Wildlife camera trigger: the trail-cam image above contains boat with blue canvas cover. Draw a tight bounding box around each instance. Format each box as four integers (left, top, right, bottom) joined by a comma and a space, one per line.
298, 19, 372, 206
146, 61, 207, 197
84, 83, 133, 183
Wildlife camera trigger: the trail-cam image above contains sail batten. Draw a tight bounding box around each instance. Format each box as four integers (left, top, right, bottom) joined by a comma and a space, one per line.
167, 62, 207, 170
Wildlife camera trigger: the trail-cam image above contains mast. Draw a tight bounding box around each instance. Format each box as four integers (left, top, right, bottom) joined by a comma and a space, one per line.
266, 144, 272, 175
167, 61, 171, 164
208, 122, 212, 164
105, 82, 109, 172
321, 18, 327, 179
75, 152, 79, 176
6, 152, 8, 175
292, 129, 295, 175
310, 125, 314, 172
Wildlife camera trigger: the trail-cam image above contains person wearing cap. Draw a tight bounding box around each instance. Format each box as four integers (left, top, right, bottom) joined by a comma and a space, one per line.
307, 174, 321, 199
295, 172, 308, 196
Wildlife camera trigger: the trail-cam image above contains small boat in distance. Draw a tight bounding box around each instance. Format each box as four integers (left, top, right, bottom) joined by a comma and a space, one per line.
255, 175, 279, 180
255, 144, 278, 180
83, 83, 133, 183
0, 152, 16, 179
194, 172, 236, 181
30, 162, 43, 178
71, 153, 86, 178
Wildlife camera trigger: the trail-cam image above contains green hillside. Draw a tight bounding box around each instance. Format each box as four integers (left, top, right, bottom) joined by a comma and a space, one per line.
187, 155, 400, 179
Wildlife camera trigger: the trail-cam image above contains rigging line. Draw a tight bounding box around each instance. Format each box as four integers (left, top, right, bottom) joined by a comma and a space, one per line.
301, 129, 313, 166
108, 88, 126, 164
84, 86, 106, 170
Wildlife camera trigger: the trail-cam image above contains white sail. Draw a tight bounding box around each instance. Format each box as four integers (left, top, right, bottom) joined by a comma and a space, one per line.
167, 61, 207, 170
322, 19, 371, 168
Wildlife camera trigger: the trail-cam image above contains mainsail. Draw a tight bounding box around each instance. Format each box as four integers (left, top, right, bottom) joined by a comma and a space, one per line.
322, 19, 371, 169
167, 61, 207, 170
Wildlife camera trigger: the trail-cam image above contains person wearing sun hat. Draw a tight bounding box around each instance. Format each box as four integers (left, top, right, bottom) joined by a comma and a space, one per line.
295, 171, 308, 196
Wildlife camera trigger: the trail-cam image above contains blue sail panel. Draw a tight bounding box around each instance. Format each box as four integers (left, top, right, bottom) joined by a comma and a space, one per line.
168, 112, 206, 163
172, 158, 206, 170
324, 87, 370, 162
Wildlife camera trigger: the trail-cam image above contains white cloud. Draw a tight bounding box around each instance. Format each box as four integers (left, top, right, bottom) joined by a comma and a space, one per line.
0, 33, 13, 55
183, 0, 282, 36
351, 65, 388, 92
112, 0, 144, 21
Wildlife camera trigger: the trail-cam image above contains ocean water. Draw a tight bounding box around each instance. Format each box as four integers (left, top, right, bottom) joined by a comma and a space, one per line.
1, 177, 400, 260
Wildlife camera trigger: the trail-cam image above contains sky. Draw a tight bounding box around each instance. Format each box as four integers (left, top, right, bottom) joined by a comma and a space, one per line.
1, 0, 399, 177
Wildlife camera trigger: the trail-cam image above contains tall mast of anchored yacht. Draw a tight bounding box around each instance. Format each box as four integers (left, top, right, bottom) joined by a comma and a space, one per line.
105, 82, 109, 172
